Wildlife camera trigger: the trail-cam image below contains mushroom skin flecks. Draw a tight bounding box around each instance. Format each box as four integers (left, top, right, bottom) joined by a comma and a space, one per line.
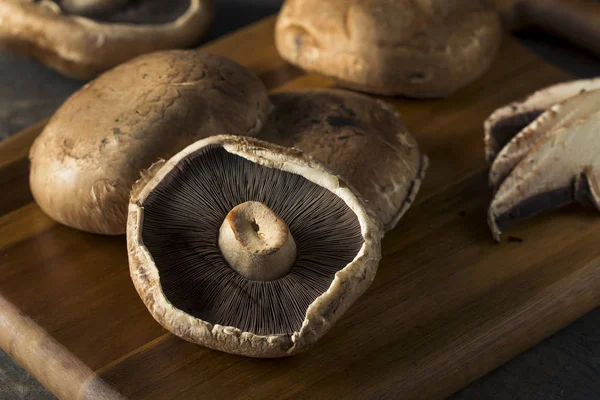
487, 86, 600, 241
219, 201, 297, 281
0, 0, 213, 78
275, 0, 501, 97
484, 77, 600, 163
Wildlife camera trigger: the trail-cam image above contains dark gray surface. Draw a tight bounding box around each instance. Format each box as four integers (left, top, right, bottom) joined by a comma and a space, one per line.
0, 350, 55, 400
451, 308, 600, 400
0, 1, 599, 399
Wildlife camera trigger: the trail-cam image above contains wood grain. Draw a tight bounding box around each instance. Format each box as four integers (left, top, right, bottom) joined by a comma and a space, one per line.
1, 15, 599, 400
0, 295, 124, 400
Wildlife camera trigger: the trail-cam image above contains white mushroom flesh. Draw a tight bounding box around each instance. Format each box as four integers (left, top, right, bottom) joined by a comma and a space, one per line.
484, 77, 600, 162
488, 89, 600, 241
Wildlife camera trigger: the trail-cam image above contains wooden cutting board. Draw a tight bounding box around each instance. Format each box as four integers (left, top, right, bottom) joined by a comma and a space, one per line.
1, 15, 600, 400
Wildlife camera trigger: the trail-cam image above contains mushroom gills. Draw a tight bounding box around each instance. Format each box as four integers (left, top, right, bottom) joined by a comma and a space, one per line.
141, 145, 364, 336
488, 89, 600, 241
493, 185, 575, 235
485, 77, 600, 162
54, 0, 192, 23
485, 109, 545, 162
492, 172, 600, 239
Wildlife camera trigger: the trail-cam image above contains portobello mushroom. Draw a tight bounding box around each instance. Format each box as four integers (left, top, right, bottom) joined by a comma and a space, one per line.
488, 88, 600, 241
275, 0, 502, 97
0, 0, 213, 78
29, 50, 270, 235
127, 135, 381, 357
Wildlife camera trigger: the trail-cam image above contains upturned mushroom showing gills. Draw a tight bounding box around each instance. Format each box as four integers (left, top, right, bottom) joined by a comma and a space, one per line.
0, 0, 213, 78
260, 89, 428, 232
487, 88, 600, 241
127, 135, 381, 357
275, 0, 501, 97
484, 78, 600, 163
29, 50, 270, 235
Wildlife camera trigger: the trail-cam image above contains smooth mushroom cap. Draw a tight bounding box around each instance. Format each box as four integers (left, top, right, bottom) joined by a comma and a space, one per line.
29, 50, 271, 235
488, 89, 600, 241
259, 89, 428, 232
275, 0, 502, 97
127, 135, 381, 357
484, 77, 600, 163
0, 0, 213, 78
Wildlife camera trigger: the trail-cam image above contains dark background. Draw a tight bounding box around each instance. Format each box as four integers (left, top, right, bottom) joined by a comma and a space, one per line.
0, 1, 599, 398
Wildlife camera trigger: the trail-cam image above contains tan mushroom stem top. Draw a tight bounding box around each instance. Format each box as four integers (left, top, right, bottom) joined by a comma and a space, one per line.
218, 201, 297, 281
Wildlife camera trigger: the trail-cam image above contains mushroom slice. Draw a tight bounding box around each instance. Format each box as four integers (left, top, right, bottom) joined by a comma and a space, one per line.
259, 89, 428, 232
275, 0, 501, 97
488, 89, 600, 241
0, 0, 213, 78
484, 77, 600, 163
489, 90, 600, 189
29, 50, 270, 235
128, 135, 381, 357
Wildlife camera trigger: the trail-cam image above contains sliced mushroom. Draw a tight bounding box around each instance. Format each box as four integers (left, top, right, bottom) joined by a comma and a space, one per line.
489, 91, 600, 190
488, 88, 600, 241
0, 0, 213, 78
29, 50, 270, 235
259, 89, 428, 231
275, 0, 501, 97
484, 77, 600, 163
127, 135, 381, 357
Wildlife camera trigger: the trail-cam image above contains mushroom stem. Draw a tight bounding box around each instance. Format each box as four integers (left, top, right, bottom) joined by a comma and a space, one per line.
218, 201, 296, 281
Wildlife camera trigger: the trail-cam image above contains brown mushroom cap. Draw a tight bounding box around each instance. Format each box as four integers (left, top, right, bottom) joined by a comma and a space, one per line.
259, 89, 428, 232
0, 0, 213, 78
275, 0, 502, 97
29, 50, 270, 235
127, 135, 381, 357
488, 88, 600, 241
